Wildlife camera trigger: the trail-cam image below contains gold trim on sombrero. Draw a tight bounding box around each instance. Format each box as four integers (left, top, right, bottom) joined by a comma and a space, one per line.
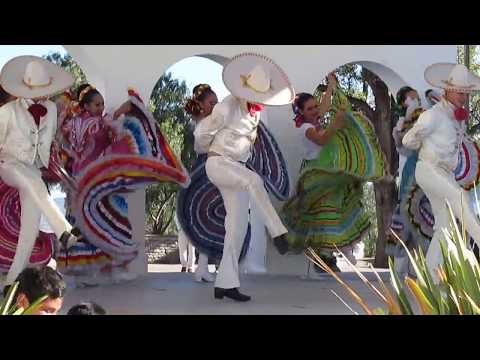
240, 74, 273, 94
22, 76, 53, 89
227, 51, 292, 89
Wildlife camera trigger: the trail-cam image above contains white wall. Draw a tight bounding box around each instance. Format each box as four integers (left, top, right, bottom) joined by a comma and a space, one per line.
63, 45, 457, 275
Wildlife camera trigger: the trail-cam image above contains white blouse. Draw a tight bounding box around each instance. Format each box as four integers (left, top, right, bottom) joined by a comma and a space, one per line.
298, 123, 323, 160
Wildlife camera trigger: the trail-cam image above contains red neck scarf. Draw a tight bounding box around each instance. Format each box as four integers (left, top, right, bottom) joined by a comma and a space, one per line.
28, 103, 48, 127
247, 102, 264, 116
454, 107, 468, 122
446, 98, 468, 122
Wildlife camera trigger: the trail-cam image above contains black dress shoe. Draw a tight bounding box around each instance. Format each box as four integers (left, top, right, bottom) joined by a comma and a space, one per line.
2, 284, 11, 298
273, 234, 289, 255
59, 231, 78, 250
314, 258, 340, 273
71, 227, 81, 237
214, 287, 251, 302
181, 267, 187, 272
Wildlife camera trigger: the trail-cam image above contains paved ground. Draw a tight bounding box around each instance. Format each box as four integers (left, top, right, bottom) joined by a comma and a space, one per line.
60, 265, 389, 315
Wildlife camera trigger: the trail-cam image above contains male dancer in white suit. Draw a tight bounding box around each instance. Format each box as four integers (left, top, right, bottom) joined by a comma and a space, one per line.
194, 53, 295, 301
403, 63, 480, 281
0, 56, 79, 286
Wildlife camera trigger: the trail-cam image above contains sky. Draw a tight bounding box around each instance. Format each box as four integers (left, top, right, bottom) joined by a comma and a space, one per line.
0, 45, 230, 100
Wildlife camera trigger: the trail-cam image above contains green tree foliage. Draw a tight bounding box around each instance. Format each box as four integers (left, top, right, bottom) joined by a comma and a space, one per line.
457, 46, 480, 137
43, 52, 87, 88
146, 72, 192, 235
362, 182, 377, 258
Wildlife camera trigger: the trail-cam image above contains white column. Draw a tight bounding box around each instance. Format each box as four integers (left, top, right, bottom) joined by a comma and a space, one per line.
125, 189, 148, 275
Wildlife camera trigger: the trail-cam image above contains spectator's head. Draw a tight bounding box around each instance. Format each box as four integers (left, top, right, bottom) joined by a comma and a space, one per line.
12, 267, 66, 315
67, 302, 106, 315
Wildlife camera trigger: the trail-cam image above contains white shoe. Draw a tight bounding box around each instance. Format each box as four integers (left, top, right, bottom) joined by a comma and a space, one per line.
194, 270, 216, 283
112, 269, 138, 283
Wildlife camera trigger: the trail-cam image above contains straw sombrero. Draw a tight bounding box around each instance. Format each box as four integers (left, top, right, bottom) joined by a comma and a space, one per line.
424, 63, 480, 93
0, 55, 74, 99
222, 52, 295, 106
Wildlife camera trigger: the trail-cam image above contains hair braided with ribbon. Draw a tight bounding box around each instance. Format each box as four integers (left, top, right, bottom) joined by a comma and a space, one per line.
184, 84, 215, 117
77, 84, 101, 108
292, 92, 315, 128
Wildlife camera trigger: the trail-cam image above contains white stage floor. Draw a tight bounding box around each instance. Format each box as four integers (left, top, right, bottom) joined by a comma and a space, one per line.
60, 265, 389, 315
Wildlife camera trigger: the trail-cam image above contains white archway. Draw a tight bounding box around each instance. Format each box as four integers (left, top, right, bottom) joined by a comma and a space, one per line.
62, 45, 456, 276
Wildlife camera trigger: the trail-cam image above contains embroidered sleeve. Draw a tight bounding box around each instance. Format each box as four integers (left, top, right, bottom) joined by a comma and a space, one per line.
101, 112, 121, 134
402, 111, 434, 150
193, 103, 226, 154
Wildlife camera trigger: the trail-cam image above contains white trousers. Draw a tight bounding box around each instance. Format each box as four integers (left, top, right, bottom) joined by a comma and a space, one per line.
196, 252, 210, 275
0, 159, 72, 285
177, 228, 195, 269
205, 156, 287, 289
416, 161, 480, 281
240, 201, 268, 274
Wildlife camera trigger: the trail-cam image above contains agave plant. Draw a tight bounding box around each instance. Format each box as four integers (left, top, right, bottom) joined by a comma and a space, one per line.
305, 199, 480, 315
0, 282, 47, 315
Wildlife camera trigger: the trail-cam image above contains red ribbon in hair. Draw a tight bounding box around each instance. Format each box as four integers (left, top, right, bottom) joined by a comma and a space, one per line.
28, 103, 48, 126
128, 87, 144, 104
61, 90, 73, 101
294, 114, 305, 128
247, 103, 264, 116
454, 107, 468, 122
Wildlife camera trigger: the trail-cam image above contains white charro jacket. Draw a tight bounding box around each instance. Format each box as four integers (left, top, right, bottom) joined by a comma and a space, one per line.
402, 98, 466, 173
0, 98, 57, 168
193, 95, 260, 163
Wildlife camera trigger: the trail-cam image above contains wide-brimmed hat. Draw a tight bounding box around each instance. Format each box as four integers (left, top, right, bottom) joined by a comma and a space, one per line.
424, 63, 480, 93
0, 55, 74, 99
222, 52, 295, 106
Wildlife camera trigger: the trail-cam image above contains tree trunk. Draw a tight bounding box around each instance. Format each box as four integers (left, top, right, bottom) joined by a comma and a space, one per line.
153, 192, 175, 234
372, 179, 396, 268
364, 69, 397, 268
